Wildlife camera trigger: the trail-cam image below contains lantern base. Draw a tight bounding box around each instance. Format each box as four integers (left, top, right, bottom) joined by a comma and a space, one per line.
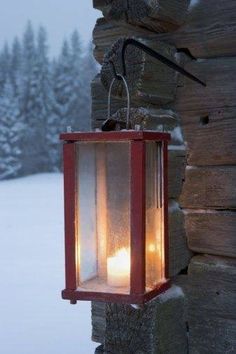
62, 280, 170, 304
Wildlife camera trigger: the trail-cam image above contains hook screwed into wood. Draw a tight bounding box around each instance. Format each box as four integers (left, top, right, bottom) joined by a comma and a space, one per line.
110, 38, 206, 87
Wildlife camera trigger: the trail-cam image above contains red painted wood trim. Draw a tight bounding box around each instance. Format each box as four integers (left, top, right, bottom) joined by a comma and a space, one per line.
61, 134, 170, 304
60, 131, 171, 142
62, 280, 170, 304
163, 141, 169, 279
63, 143, 77, 290
130, 140, 146, 295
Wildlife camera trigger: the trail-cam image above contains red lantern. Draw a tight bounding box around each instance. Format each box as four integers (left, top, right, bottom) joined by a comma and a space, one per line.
61, 130, 170, 304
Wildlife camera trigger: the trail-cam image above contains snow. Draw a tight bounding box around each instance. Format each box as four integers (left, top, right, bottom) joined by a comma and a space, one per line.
0, 173, 97, 354
168, 200, 180, 213
168, 144, 186, 151
170, 126, 183, 145
158, 285, 184, 304
189, 0, 200, 9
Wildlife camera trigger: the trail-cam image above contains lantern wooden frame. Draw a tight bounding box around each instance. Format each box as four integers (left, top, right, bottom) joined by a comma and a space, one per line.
61, 131, 170, 304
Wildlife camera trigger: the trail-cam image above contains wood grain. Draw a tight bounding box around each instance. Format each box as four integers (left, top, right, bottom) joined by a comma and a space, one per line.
168, 147, 186, 199
93, 18, 150, 64
184, 210, 236, 258
94, 1, 236, 60
180, 166, 236, 209
101, 37, 178, 105
93, 0, 190, 33
157, 0, 236, 59
92, 301, 106, 343
174, 57, 236, 112
180, 108, 236, 166
187, 255, 236, 353
169, 201, 192, 276
104, 286, 188, 354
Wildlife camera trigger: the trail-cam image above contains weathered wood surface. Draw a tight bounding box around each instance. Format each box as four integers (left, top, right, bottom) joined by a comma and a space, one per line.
104, 286, 188, 354
184, 210, 236, 258
180, 166, 236, 209
92, 302, 106, 343
168, 201, 191, 277
95, 345, 104, 353
93, 1, 236, 61
168, 147, 186, 199
174, 57, 236, 112
157, 0, 236, 59
93, 0, 190, 33
93, 18, 149, 64
180, 108, 236, 166
91, 74, 123, 126
101, 37, 178, 105
187, 255, 236, 354
91, 74, 180, 128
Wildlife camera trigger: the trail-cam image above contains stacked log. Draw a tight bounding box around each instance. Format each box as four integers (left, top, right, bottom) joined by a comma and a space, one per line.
91, 3, 190, 353
90, 0, 236, 353
104, 286, 188, 353
93, 0, 190, 32
187, 255, 236, 353
94, 0, 236, 61
101, 38, 178, 105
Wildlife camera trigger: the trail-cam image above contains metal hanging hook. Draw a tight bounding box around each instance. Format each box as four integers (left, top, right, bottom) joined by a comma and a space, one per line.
121, 38, 206, 87
107, 73, 131, 130
108, 38, 206, 87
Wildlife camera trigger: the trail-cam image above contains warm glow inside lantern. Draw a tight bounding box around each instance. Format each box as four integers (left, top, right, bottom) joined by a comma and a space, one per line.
61, 131, 170, 304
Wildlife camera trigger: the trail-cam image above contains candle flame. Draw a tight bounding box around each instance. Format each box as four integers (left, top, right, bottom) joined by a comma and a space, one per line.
114, 248, 130, 268
148, 244, 156, 253
107, 247, 130, 287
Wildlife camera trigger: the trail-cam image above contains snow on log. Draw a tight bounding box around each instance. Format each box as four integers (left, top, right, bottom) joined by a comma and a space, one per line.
101, 37, 178, 105
93, 0, 190, 33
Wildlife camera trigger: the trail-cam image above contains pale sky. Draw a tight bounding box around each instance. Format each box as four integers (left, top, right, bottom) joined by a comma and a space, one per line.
0, 0, 100, 56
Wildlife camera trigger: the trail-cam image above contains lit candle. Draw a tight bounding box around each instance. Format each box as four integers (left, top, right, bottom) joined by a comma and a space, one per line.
107, 248, 130, 287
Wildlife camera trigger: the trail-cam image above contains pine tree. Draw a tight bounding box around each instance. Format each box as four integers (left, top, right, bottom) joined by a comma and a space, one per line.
0, 43, 11, 95
20, 21, 37, 174
20, 23, 53, 173
10, 37, 22, 95
37, 27, 61, 170
52, 39, 73, 131
36, 25, 54, 171
0, 78, 24, 180
80, 41, 98, 130
69, 30, 84, 131
0, 23, 98, 179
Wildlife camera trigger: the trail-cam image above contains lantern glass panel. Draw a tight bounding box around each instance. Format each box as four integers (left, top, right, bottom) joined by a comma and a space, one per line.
146, 142, 165, 291
76, 141, 131, 294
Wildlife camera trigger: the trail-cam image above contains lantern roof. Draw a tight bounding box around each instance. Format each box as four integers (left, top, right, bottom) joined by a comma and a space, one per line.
60, 130, 171, 142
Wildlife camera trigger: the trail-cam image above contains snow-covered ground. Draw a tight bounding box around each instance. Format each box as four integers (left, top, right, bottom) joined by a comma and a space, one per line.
0, 173, 97, 354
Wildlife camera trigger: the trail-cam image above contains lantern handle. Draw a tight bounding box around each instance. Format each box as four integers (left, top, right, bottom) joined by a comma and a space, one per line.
107, 73, 131, 130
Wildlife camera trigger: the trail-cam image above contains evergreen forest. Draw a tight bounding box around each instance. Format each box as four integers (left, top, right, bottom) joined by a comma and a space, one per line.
0, 21, 98, 180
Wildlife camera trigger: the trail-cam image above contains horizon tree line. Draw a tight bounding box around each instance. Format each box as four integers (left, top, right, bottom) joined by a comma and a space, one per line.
0, 21, 98, 180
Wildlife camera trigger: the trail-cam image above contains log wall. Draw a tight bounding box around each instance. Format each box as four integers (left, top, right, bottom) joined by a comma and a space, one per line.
90, 0, 236, 353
